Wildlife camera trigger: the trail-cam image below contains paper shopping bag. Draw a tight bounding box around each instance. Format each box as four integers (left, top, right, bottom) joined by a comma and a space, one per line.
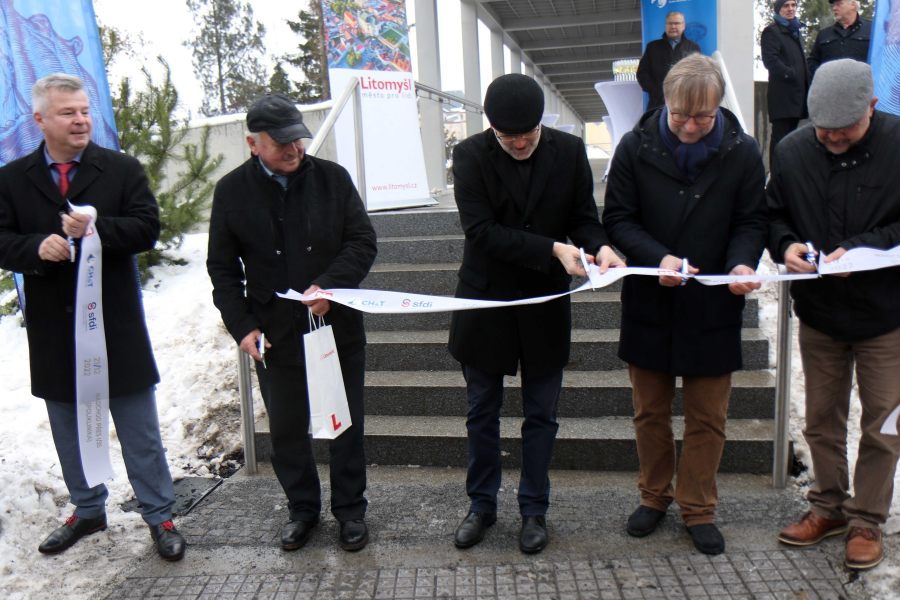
303, 311, 352, 439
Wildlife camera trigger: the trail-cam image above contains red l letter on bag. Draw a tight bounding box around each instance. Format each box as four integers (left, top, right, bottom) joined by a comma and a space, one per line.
332, 414, 341, 430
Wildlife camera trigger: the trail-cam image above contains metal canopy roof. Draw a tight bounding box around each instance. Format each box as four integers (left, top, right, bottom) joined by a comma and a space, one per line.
474, 0, 643, 122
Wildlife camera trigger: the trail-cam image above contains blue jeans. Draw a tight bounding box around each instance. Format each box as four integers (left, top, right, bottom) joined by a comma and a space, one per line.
45, 387, 175, 526
462, 364, 563, 516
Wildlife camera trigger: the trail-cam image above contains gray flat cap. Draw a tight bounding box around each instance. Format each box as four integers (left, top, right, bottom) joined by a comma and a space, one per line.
808, 59, 874, 129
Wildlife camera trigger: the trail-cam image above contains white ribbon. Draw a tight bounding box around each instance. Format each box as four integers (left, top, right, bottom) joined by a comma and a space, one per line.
70, 202, 114, 488
817, 245, 900, 275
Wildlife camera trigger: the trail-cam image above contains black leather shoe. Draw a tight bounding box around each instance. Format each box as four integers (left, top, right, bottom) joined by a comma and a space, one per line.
686, 523, 725, 555
339, 519, 369, 551
281, 519, 318, 551
149, 521, 186, 561
38, 515, 107, 554
454, 511, 496, 549
627, 505, 667, 538
519, 515, 549, 554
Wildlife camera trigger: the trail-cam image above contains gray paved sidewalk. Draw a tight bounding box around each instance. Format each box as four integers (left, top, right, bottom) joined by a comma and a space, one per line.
97, 467, 874, 600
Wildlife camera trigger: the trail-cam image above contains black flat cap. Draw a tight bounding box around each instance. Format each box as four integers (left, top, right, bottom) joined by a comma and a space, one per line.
247, 94, 312, 143
483, 74, 545, 134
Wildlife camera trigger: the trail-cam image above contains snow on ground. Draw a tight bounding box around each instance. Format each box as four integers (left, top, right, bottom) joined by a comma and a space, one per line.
0, 234, 263, 600
756, 251, 900, 598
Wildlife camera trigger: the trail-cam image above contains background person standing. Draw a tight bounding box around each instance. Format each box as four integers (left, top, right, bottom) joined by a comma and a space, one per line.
761, 0, 810, 167
808, 0, 871, 77
637, 11, 702, 111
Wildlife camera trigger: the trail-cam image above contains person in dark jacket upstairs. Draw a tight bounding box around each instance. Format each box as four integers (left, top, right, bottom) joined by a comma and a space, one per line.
769, 59, 900, 572
603, 53, 768, 557
206, 94, 377, 554
637, 11, 701, 111
761, 0, 810, 167
807, 0, 871, 77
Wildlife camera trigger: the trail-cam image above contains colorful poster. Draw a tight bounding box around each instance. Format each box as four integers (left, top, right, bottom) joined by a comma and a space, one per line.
870, 0, 900, 116
322, 0, 433, 211
640, 0, 718, 57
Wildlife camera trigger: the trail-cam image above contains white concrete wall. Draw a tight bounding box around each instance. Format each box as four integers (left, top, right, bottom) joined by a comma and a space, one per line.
717, 0, 755, 134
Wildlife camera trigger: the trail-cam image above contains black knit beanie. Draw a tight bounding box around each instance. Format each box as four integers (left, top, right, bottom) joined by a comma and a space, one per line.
483, 74, 545, 134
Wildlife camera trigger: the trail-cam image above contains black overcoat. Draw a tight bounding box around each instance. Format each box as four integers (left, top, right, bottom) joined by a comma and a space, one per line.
761, 21, 810, 121
0, 142, 161, 402
207, 154, 377, 365
602, 108, 768, 376
636, 34, 702, 110
448, 127, 609, 378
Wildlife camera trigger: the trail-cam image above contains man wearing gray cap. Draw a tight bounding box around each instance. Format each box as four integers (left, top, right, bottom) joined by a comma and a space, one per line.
449, 73, 622, 553
768, 59, 900, 569
207, 93, 377, 552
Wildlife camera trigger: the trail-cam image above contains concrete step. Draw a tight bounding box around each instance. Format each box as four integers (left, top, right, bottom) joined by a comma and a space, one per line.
369, 209, 463, 238
254, 415, 776, 473
364, 328, 769, 372
363, 292, 759, 331
374, 235, 465, 265
363, 369, 775, 420
361, 263, 613, 297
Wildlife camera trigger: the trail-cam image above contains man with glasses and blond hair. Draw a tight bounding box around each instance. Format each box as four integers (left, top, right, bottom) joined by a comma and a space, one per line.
637, 11, 702, 110
808, 0, 871, 77
769, 59, 900, 570
449, 73, 623, 553
603, 54, 768, 555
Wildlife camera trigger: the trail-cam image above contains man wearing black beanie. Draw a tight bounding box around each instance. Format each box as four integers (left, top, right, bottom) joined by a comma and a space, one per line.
448, 73, 623, 553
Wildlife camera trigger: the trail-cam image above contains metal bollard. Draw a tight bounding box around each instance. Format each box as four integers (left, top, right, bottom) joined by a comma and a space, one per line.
237, 347, 258, 475
773, 264, 793, 488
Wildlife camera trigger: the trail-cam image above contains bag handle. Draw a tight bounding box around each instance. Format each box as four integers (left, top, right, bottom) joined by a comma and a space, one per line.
307, 307, 325, 331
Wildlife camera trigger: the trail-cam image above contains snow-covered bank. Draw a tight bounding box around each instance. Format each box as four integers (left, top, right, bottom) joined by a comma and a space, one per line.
0, 234, 263, 600
756, 251, 900, 598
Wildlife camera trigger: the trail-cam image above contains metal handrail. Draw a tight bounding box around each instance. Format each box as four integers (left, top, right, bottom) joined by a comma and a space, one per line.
712, 50, 748, 132
237, 77, 369, 474
414, 82, 484, 114
773, 264, 793, 488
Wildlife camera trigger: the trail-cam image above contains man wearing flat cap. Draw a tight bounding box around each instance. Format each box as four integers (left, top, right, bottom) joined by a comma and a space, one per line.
768, 59, 900, 570
449, 73, 623, 553
207, 93, 377, 552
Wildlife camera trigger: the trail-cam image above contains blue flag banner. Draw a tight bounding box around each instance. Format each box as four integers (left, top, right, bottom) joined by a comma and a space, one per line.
0, 0, 118, 167
0, 0, 119, 317
870, 0, 900, 116
640, 0, 718, 57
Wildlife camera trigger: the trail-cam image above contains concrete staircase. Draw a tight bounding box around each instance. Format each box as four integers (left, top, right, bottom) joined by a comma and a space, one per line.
255, 206, 777, 474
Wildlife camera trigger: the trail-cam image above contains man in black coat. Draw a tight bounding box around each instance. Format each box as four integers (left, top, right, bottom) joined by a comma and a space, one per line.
449, 74, 623, 554
603, 54, 768, 556
637, 12, 702, 110
0, 74, 184, 560
807, 0, 871, 77
762, 0, 810, 166
769, 59, 900, 571
207, 94, 377, 552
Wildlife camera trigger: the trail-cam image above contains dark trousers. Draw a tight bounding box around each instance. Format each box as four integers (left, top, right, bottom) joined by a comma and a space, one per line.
770, 118, 801, 166
256, 348, 367, 523
462, 363, 563, 516
45, 387, 175, 526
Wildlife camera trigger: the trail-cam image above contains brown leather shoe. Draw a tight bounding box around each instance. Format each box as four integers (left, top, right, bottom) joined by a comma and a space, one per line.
778, 511, 848, 546
845, 527, 883, 569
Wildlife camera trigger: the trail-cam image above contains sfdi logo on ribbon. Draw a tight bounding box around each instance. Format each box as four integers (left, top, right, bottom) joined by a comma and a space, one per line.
70, 201, 114, 487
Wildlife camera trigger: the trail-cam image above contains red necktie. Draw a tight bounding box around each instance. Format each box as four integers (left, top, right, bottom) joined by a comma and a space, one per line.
54, 163, 75, 197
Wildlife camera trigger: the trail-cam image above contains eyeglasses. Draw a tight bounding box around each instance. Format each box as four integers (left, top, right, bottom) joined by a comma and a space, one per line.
669, 112, 716, 126
494, 126, 541, 143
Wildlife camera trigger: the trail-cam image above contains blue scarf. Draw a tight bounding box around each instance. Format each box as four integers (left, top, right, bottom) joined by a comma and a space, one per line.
774, 14, 802, 40
658, 106, 725, 184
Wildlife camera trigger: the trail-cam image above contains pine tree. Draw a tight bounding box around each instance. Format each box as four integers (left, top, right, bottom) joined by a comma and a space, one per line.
113, 59, 223, 280
284, 0, 331, 103
184, 0, 268, 116
268, 62, 294, 96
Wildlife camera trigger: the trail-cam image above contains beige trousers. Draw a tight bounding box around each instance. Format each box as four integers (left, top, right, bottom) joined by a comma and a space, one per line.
799, 321, 900, 528
629, 365, 732, 526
